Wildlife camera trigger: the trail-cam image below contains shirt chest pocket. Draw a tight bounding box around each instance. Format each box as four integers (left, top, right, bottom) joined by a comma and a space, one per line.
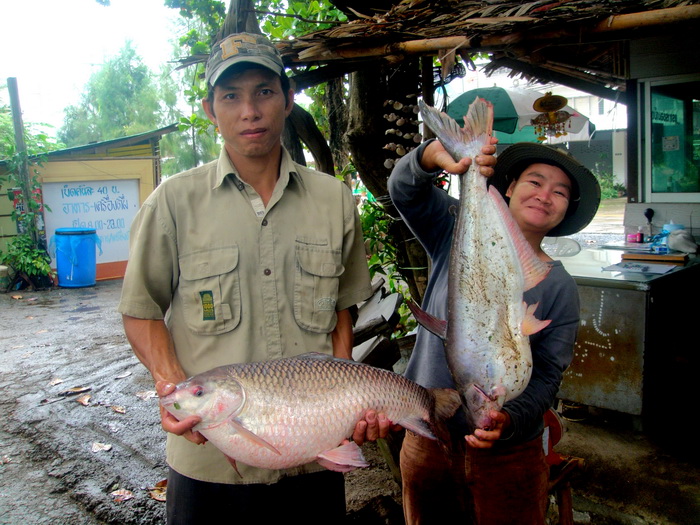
179, 246, 241, 335
294, 242, 344, 333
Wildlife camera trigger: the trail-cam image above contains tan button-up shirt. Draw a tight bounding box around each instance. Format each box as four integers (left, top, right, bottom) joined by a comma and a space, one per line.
118, 147, 372, 484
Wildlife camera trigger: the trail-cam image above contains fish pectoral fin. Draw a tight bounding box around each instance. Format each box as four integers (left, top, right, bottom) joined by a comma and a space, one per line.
406, 299, 448, 340
224, 455, 244, 479
521, 302, 552, 336
228, 419, 281, 456
316, 442, 369, 473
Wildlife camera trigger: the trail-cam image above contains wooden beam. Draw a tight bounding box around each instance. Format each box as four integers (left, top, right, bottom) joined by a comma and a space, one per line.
593, 4, 700, 32
295, 35, 474, 61
487, 57, 626, 103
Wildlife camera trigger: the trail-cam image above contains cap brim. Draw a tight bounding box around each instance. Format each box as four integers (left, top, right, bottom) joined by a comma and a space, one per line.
207, 56, 284, 86
488, 142, 601, 237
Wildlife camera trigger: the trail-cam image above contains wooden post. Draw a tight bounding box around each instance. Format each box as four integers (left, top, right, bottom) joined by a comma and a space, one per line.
7, 77, 35, 242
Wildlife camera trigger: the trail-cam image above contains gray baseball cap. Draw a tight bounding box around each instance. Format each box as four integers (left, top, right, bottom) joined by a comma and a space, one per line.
205, 33, 285, 86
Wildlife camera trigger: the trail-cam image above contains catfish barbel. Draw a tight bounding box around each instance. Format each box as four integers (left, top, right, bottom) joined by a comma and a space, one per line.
160, 353, 460, 473
410, 98, 551, 430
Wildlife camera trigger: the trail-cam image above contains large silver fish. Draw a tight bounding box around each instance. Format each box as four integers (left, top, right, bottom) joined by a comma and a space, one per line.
411, 98, 551, 430
160, 353, 460, 473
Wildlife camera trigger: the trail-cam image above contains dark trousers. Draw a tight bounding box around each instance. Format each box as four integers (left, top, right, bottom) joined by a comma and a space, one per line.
400, 431, 549, 525
166, 468, 346, 524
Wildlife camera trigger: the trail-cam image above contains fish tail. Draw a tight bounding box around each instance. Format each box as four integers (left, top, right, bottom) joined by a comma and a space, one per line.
396, 388, 460, 450
428, 387, 462, 450
418, 99, 493, 161
463, 96, 494, 139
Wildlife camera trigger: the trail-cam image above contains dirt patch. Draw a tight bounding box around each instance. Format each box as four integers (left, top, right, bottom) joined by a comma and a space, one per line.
2, 281, 700, 525
0, 281, 404, 524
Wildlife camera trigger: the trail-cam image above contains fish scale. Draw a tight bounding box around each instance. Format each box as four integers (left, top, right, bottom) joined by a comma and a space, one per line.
161, 353, 461, 473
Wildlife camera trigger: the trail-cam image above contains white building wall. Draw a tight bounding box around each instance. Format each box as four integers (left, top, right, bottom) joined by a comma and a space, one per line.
444, 65, 628, 134
443, 62, 629, 186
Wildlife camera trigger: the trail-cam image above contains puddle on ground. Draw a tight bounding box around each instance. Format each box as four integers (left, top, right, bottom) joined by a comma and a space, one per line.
70, 305, 101, 313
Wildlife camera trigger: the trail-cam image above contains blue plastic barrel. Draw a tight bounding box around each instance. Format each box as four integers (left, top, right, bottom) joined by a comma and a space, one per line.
55, 228, 97, 288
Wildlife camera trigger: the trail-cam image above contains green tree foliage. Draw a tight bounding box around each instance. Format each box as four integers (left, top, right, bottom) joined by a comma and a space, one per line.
58, 42, 163, 146
165, 0, 346, 142
256, 0, 346, 39
0, 99, 63, 161
157, 2, 225, 174
1, 92, 62, 289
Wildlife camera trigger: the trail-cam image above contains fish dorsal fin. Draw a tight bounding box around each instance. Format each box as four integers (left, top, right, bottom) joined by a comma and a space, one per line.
228, 418, 282, 456
487, 185, 550, 291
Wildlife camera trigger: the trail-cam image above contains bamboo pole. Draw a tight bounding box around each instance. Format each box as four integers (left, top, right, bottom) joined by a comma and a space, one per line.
291, 5, 700, 64
593, 4, 700, 32
297, 35, 473, 61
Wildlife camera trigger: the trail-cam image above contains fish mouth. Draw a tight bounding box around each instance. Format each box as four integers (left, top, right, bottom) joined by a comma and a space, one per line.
159, 395, 179, 410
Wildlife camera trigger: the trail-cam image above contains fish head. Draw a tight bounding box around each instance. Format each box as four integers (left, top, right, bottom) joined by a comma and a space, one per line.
160, 370, 245, 430
464, 383, 506, 431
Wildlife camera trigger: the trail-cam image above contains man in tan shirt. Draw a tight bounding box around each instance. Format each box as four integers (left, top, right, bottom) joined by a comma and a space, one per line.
118, 33, 382, 523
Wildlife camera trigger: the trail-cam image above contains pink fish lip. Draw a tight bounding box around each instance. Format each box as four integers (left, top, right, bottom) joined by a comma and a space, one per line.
158, 393, 177, 408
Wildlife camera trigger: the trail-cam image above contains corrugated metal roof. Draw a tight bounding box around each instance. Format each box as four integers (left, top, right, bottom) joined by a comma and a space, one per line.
45, 124, 179, 159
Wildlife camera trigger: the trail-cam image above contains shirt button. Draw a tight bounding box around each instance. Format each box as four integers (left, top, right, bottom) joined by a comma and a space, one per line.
263, 268, 272, 276
261, 219, 268, 226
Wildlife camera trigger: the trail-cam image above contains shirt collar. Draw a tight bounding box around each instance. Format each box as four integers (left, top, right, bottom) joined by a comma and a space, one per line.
212, 146, 303, 191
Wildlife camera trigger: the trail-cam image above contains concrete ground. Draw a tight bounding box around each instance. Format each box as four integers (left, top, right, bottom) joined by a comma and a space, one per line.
1, 198, 698, 524
582, 197, 626, 235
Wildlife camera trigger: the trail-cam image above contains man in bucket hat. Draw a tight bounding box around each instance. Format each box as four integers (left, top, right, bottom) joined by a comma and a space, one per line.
388, 139, 600, 524
119, 33, 379, 523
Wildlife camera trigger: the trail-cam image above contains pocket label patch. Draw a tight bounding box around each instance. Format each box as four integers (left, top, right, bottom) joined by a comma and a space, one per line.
316, 297, 336, 311
199, 291, 216, 321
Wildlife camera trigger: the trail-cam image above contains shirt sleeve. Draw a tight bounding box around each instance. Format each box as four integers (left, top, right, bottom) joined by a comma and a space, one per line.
335, 182, 373, 311
387, 140, 457, 258
117, 189, 179, 320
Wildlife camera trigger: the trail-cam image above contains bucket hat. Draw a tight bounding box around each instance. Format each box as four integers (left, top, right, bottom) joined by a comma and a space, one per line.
206, 33, 285, 86
488, 142, 601, 237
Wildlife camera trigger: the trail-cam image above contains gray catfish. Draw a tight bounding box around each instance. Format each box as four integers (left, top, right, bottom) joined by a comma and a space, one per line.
160, 353, 460, 473
410, 98, 551, 430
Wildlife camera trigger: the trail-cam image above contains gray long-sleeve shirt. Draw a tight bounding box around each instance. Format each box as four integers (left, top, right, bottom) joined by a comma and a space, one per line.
387, 141, 580, 444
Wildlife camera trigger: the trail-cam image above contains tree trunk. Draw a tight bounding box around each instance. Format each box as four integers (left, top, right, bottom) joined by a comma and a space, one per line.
325, 77, 350, 182
346, 60, 429, 303
285, 105, 335, 175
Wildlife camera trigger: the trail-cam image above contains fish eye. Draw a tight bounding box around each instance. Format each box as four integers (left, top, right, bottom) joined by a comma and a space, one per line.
193, 386, 204, 397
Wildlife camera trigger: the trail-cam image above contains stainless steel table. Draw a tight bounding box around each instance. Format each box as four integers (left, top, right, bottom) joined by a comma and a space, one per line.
555, 248, 699, 424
